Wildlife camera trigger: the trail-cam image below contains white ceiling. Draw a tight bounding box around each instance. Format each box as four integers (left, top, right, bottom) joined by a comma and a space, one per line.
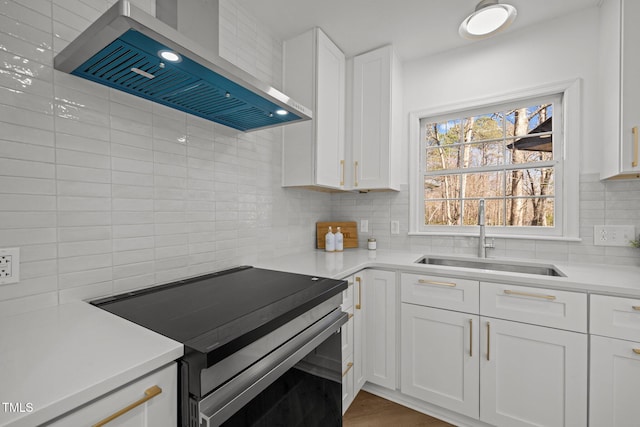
237, 0, 601, 61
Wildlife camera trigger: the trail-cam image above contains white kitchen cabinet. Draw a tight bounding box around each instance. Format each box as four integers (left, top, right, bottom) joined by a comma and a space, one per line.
340, 275, 356, 414
590, 335, 640, 426
351, 45, 402, 191
399, 274, 587, 426
353, 274, 366, 394
600, 0, 640, 179
589, 294, 640, 426
363, 269, 397, 389
48, 363, 177, 427
401, 304, 479, 419
479, 317, 587, 427
282, 27, 346, 190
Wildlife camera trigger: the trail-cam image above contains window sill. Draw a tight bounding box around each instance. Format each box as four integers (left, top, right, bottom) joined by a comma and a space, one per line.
407, 231, 582, 243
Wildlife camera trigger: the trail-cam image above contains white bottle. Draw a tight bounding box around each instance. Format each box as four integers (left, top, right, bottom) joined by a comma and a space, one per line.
335, 227, 344, 252
325, 226, 335, 252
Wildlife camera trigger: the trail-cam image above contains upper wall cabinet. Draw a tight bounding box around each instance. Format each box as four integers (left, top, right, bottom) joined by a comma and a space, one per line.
600, 0, 640, 179
282, 28, 346, 190
351, 45, 402, 191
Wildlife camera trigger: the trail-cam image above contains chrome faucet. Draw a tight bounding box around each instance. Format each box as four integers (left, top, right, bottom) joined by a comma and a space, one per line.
478, 199, 495, 258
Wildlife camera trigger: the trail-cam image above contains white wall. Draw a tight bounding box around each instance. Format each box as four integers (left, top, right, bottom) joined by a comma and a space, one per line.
332, 5, 640, 266
402, 6, 601, 177
0, 0, 331, 316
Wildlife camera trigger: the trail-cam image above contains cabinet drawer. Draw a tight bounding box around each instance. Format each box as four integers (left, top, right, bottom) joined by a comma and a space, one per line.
341, 276, 354, 311
480, 282, 587, 332
341, 354, 355, 414
341, 306, 354, 360
591, 294, 640, 341
401, 273, 479, 313
48, 363, 177, 427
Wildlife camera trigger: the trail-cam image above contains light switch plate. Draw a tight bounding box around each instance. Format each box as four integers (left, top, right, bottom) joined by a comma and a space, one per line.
391, 220, 400, 235
360, 219, 369, 233
0, 247, 20, 285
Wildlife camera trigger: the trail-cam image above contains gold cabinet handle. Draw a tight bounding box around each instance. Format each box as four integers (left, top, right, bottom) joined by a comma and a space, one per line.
503, 289, 556, 301
355, 276, 362, 309
469, 319, 473, 358
633, 306, 640, 311
634, 349, 640, 355
354, 161, 359, 187
348, 313, 354, 319
340, 160, 345, 186
93, 385, 162, 427
633, 126, 639, 168
418, 279, 456, 287
486, 322, 490, 361
342, 362, 354, 377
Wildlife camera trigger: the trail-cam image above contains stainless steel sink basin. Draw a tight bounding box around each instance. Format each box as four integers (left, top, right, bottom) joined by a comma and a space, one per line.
416, 256, 565, 277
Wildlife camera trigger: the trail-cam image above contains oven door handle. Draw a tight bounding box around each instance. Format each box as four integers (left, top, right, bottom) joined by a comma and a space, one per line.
198, 309, 348, 427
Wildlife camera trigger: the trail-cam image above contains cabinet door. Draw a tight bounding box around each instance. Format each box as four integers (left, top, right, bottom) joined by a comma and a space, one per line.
590, 335, 640, 426
352, 46, 400, 190
315, 29, 345, 188
480, 318, 587, 427
363, 269, 396, 389
48, 363, 177, 427
621, 0, 640, 174
401, 304, 479, 419
353, 274, 366, 393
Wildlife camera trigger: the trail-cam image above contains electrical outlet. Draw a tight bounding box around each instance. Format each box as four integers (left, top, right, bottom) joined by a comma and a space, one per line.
0, 248, 20, 285
360, 219, 369, 233
391, 220, 400, 235
593, 225, 636, 247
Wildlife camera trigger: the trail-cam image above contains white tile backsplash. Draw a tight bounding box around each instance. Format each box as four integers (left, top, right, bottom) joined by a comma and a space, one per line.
0, 0, 331, 315
4, 0, 638, 317
330, 175, 640, 266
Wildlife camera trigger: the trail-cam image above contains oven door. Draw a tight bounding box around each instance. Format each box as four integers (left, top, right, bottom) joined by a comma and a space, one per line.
199, 309, 347, 427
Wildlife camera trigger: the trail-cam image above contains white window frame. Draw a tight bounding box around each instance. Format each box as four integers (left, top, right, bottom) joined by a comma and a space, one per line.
408, 79, 581, 241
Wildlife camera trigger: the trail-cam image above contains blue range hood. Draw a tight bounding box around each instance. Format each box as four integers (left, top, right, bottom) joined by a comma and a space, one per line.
54, 1, 312, 132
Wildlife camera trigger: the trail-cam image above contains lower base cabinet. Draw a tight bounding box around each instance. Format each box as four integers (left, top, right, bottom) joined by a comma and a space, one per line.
480, 318, 587, 427
401, 304, 479, 419
48, 363, 177, 427
400, 307, 588, 427
590, 335, 640, 427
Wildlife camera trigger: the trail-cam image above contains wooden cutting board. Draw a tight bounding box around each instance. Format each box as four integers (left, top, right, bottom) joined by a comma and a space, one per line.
316, 221, 358, 249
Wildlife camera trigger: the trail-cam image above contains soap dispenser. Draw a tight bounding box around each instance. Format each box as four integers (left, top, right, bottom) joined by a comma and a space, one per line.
325, 226, 335, 252
335, 227, 344, 252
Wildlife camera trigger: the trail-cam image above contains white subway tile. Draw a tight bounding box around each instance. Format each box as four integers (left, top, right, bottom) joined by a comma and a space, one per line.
0, 292, 58, 317
58, 280, 112, 303
57, 211, 111, 227
57, 196, 111, 211
56, 164, 111, 183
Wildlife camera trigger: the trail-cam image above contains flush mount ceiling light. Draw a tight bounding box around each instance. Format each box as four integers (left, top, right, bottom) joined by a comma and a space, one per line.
459, 0, 517, 40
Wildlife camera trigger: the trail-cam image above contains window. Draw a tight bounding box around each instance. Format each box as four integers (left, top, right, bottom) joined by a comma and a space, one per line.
409, 81, 580, 239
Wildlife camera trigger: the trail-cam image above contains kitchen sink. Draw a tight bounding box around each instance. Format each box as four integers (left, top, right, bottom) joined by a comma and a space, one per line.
416, 256, 565, 277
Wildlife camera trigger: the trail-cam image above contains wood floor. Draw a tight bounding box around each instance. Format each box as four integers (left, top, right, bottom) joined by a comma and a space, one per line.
343, 391, 454, 427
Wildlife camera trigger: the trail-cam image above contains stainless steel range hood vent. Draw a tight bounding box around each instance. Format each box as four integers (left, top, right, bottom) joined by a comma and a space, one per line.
54, 0, 311, 132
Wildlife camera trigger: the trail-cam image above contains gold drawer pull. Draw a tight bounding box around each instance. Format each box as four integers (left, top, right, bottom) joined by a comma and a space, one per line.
503, 289, 556, 301
486, 321, 491, 361
355, 276, 362, 309
469, 319, 473, 358
633, 306, 640, 311
634, 349, 640, 355
342, 362, 354, 377
340, 160, 345, 186
93, 385, 162, 427
348, 313, 354, 319
418, 279, 457, 287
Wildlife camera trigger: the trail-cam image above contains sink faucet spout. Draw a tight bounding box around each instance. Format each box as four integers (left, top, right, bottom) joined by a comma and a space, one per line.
478, 199, 494, 258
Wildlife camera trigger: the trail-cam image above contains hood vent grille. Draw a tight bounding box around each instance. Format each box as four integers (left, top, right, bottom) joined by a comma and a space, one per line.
54, 1, 311, 132
72, 30, 299, 131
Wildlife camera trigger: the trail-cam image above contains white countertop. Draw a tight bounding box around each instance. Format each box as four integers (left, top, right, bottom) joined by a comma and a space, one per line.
257, 249, 640, 298
0, 302, 183, 427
